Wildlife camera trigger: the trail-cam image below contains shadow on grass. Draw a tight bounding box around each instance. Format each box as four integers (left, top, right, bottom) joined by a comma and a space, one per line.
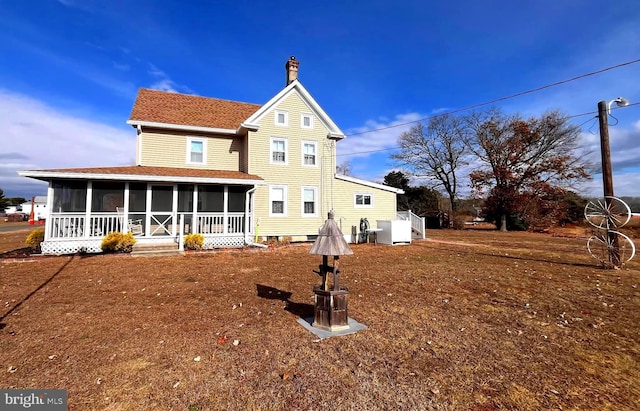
0, 256, 75, 329
0, 247, 34, 259
256, 284, 314, 318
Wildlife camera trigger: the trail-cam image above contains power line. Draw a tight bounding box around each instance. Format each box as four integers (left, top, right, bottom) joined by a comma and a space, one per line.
336, 102, 640, 157
346, 58, 640, 138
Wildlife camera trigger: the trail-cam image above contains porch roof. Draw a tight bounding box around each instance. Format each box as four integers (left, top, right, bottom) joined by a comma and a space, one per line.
18, 165, 265, 185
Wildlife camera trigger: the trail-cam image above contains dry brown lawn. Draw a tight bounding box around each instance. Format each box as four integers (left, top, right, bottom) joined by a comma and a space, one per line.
1, 227, 639, 410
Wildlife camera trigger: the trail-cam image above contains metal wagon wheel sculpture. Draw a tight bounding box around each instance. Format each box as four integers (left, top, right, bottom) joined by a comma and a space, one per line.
584, 196, 631, 230
587, 230, 636, 266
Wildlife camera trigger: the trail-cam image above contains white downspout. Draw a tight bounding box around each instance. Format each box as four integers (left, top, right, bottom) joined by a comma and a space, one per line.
245, 186, 266, 247
136, 125, 143, 165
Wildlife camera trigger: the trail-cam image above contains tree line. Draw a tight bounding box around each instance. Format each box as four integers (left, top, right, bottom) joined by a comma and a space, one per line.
0, 189, 27, 212
388, 107, 593, 231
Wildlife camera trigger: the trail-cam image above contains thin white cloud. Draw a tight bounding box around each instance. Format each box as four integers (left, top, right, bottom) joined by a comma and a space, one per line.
147, 64, 193, 94
112, 62, 130, 71
0, 89, 135, 197
56, 0, 95, 12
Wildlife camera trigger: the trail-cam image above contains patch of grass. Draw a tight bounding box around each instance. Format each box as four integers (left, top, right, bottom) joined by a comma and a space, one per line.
0, 229, 638, 410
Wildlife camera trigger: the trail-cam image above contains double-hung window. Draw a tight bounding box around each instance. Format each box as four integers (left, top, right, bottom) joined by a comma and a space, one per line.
302, 186, 318, 217
271, 137, 287, 164
187, 137, 206, 165
355, 192, 373, 208
302, 141, 317, 166
270, 185, 287, 217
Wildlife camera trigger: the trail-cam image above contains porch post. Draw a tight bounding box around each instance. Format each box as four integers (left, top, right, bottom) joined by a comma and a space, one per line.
145, 183, 152, 234
123, 183, 130, 234
223, 185, 229, 234
85, 181, 92, 238
193, 184, 199, 234
179, 214, 185, 252
45, 184, 54, 241
172, 184, 178, 236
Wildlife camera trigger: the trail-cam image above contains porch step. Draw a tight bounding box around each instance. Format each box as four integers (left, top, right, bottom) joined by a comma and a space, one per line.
131, 243, 182, 257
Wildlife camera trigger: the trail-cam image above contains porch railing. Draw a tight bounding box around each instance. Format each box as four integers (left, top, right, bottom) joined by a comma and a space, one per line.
397, 210, 426, 239
47, 213, 119, 239
47, 212, 252, 239
91, 213, 121, 237
192, 212, 246, 235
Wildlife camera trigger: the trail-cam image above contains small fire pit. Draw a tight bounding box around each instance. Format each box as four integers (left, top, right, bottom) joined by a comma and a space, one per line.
309, 210, 353, 331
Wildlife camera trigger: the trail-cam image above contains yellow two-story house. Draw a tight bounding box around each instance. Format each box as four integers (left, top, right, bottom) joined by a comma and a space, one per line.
19, 57, 412, 255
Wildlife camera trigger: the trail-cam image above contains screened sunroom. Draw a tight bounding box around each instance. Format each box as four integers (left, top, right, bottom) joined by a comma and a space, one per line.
18, 166, 264, 255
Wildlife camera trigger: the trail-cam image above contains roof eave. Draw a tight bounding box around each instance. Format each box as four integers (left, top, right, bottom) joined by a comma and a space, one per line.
238, 122, 260, 133
334, 174, 404, 194
127, 120, 239, 136
18, 170, 265, 186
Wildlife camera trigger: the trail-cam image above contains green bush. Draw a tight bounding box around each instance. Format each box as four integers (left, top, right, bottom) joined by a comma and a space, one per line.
184, 233, 204, 250
25, 228, 45, 251
101, 232, 137, 253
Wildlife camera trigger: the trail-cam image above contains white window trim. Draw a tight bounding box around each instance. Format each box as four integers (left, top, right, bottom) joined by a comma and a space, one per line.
301, 140, 318, 168
186, 137, 207, 165
270, 137, 288, 165
269, 184, 288, 217
354, 192, 374, 208
301, 113, 314, 129
274, 110, 289, 127
301, 186, 318, 217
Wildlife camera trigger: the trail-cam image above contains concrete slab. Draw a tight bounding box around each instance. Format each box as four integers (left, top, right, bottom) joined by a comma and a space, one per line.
296, 317, 368, 340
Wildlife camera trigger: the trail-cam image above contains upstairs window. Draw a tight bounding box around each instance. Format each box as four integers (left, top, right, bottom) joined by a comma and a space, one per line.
275, 110, 289, 126
355, 193, 373, 208
301, 113, 313, 129
271, 137, 287, 164
302, 141, 317, 166
187, 137, 206, 164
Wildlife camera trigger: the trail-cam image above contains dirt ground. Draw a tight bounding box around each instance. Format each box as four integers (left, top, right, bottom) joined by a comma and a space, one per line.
1, 227, 639, 410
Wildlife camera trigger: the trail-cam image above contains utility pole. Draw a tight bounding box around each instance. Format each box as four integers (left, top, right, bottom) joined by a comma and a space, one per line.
597, 100, 620, 267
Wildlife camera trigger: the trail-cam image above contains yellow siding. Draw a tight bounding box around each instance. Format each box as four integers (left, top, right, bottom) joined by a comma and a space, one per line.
249, 91, 330, 237
331, 178, 399, 238
247, 91, 398, 238
139, 128, 243, 171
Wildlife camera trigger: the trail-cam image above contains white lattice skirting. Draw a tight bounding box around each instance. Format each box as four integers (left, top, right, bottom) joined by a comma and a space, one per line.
204, 235, 246, 248
41, 239, 103, 255
41, 235, 248, 255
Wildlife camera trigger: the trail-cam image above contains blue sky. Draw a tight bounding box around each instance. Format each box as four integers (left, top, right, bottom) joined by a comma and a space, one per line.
1, 0, 639, 200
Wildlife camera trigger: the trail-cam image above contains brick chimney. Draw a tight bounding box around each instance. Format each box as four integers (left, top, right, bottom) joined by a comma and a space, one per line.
285, 56, 299, 85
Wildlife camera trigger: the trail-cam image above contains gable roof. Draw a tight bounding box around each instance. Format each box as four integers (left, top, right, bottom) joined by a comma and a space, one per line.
18, 166, 264, 185
242, 80, 345, 139
127, 88, 261, 132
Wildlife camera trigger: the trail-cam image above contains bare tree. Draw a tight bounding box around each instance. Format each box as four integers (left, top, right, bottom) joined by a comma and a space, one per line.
336, 160, 352, 176
392, 114, 468, 212
465, 108, 590, 231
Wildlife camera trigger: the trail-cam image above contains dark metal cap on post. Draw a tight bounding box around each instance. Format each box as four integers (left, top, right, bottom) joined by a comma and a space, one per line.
309, 210, 353, 256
